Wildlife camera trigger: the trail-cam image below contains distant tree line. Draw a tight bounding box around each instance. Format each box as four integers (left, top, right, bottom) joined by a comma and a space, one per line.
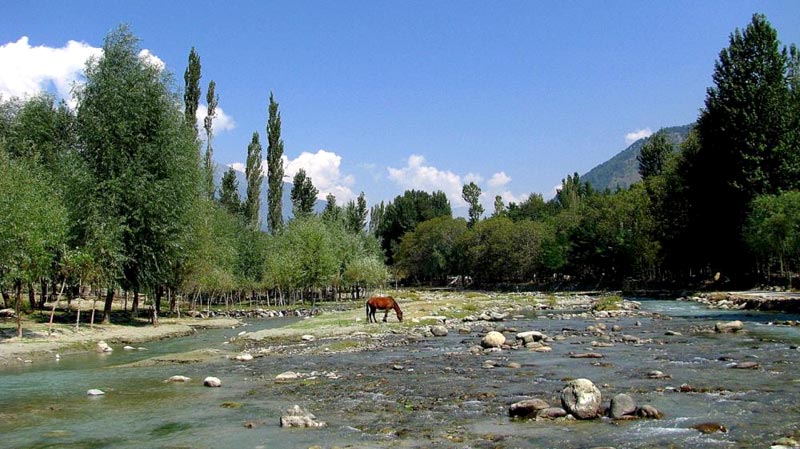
380, 14, 800, 290
0, 26, 387, 335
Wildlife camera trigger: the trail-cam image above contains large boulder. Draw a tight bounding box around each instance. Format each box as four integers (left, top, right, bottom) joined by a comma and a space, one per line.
481, 331, 506, 348
560, 378, 602, 419
430, 325, 449, 337
609, 393, 637, 419
96, 341, 113, 353
280, 404, 327, 428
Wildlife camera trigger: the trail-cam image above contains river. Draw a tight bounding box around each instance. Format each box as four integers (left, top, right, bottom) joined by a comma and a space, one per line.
1, 299, 798, 448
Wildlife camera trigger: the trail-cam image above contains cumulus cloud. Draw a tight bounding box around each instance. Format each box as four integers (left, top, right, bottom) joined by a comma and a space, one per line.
196, 104, 236, 134
387, 154, 466, 206
137, 48, 165, 71
283, 150, 356, 202
227, 162, 246, 173
0, 36, 100, 100
625, 127, 653, 145
488, 171, 511, 188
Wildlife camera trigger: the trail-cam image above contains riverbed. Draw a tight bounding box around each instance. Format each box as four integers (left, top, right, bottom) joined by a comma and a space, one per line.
1, 296, 799, 448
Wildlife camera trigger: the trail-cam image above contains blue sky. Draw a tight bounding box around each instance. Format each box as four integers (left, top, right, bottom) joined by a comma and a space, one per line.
2, 1, 800, 213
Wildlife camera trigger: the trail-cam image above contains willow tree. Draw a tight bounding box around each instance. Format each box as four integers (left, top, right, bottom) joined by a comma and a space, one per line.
76, 25, 201, 319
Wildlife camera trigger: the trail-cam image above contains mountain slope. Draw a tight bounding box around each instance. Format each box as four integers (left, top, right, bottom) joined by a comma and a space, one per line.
582, 124, 693, 191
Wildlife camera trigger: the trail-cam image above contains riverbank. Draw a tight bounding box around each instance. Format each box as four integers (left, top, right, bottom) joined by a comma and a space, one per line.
0, 316, 240, 366
684, 290, 800, 314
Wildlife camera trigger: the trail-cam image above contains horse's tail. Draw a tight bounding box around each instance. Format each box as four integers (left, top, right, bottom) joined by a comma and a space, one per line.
365, 300, 370, 321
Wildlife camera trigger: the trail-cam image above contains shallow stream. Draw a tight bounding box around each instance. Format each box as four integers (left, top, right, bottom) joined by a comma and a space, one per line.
1, 299, 799, 449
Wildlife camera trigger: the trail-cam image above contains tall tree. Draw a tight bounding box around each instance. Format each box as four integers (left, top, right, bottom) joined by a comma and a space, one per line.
183, 47, 201, 135
203, 80, 218, 200
76, 25, 201, 319
244, 132, 263, 228
345, 192, 368, 234
637, 130, 672, 180
492, 195, 505, 218
691, 13, 793, 274
219, 167, 242, 217
266, 92, 284, 233
290, 169, 318, 218
462, 182, 483, 227
321, 193, 342, 224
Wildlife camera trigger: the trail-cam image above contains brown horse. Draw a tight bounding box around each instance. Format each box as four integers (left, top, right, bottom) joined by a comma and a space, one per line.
366, 296, 403, 323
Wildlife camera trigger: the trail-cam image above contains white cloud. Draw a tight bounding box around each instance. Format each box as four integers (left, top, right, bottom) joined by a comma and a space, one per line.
137, 49, 164, 71
196, 104, 236, 134
282, 150, 356, 202
488, 171, 511, 188
388, 154, 466, 206
625, 127, 653, 145
227, 162, 246, 173
0, 36, 100, 100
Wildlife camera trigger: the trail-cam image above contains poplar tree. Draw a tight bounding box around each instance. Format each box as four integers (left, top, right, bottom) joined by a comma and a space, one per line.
203, 80, 218, 200
290, 169, 318, 218
244, 132, 263, 228
266, 92, 284, 233
637, 130, 672, 180
183, 47, 201, 134
345, 192, 368, 234
321, 193, 342, 224
462, 182, 483, 227
219, 167, 242, 216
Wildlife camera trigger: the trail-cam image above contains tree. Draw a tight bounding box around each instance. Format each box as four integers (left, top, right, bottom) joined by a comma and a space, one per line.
492, 195, 505, 218
321, 193, 342, 224
183, 47, 201, 135
344, 192, 368, 234
374, 190, 452, 264
554, 172, 593, 211
637, 130, 672, 180
266, 92, 284, 233
396, 216, 467, 283
203, 80, 218, 200
244, 132, 263, 228
745, 192, 800, 284
691, 13, 795, 274
219, 167, 242, 216
462, 182, 483, 227
290, 169, 318, 218
76, 25, 201, 317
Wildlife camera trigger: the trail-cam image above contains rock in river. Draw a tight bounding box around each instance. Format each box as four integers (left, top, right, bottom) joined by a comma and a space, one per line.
96, 341, 112, 353
509, 398, 550, 418
481, 331, 506, 348
203, 376, 222, 387
715, 320, 744, 333
280, 404, 327, 428
609, 393, 637, 419
561, 378, 601, 419
165, 375, 191, 383
86, 389, 105, 396
430, 325, 448, 337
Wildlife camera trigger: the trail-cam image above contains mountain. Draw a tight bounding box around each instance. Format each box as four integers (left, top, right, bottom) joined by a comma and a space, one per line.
582, 124, 693, 191
214, 167, 324, 231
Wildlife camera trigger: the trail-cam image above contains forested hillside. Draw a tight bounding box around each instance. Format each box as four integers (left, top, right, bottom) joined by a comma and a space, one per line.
582, 124, 692, 191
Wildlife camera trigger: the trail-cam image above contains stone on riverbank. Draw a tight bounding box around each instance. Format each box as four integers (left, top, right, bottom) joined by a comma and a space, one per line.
732, 361, 760, 369
715, 320, 744, 333
276, 371, 300, 380
234, 353, 253, 361
86, 389, 105, 396
203, 376, 222, 387
96, 341, 112, 353
636, 404, 663, 419
481, 331, 506, 348
280, 404, 327, 428
561, 378, 601, 419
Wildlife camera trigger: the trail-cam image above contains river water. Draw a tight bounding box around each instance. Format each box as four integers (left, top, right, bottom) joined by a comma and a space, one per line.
1, 299, 799, 449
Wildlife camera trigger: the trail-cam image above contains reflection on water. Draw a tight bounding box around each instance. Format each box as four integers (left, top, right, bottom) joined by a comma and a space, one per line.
1, 300, 799, 448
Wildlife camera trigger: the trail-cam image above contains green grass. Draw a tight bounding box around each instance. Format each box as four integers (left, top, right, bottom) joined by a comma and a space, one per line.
592, 295, 623, 311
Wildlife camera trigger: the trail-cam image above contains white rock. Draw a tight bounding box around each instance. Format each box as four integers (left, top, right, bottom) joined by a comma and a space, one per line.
203, 376, 222, 387
481, 331, 506, 348
301, 335, 315, 342
276, 371, 300, 380
87, 389, 105, 396
96, 341, 112, 353
235, 353, 254, 361
165, 375, 191, 383
123, 345, 135, 350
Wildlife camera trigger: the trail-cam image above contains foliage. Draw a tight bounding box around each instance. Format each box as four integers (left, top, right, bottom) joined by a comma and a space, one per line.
183, 47, 201, 135
218, 167, 242, 216
344, 192, 368, 234
462, 182, 483, 227
374, 190, 452, 264
266, 92, 284, 234
745, 192, 800, 281
637, 129, 673, 180
203, 80, 218, 200
290, 169, 319, 219
396, 216, 467, 283
244, 132, 263, 228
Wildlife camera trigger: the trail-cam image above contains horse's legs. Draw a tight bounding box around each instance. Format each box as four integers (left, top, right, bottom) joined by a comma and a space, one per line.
367, 305, 375, 323
383, 308, 389, 322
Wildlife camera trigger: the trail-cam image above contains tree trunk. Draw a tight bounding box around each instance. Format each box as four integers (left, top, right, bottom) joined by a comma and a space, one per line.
15, 280, 22, 338
155, 286, 163, 314
48, 281, 66, 336
39, 280, 48, 309
102, 286, 114, 324
132, 289, 139, 315
2, 290, 10, 309
28, 282, 36, 312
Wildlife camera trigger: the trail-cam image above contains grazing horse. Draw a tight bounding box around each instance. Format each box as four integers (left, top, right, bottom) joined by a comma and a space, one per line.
366, 296, 403, 323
